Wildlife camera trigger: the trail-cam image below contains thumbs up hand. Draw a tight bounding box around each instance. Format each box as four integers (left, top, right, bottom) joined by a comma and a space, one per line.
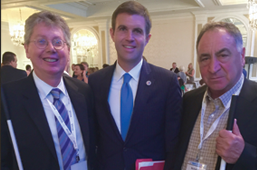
216, 119, 245, 164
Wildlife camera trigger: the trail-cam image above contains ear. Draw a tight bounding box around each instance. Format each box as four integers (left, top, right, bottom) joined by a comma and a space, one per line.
24, 44, 30, 59
110, 28, 115, 42
145, 33, 151, 45
241, 47, 245, 66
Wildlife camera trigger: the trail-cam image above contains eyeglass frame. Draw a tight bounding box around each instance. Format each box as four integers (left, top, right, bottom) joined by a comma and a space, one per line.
29, 38, 67, 50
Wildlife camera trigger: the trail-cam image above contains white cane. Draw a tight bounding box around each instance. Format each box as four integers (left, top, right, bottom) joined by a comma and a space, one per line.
220, 95, 238, 170
1, 88, 24, 170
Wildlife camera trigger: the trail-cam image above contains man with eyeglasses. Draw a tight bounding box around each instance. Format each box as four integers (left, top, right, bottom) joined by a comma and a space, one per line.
1, 11, 96, 170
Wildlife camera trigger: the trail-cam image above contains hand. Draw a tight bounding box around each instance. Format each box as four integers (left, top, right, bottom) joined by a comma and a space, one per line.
83, 70, 86, 77
216, 119, 245, 164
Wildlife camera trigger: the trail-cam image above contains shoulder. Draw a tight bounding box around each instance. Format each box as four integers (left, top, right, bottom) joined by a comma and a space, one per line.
63, 76, 91, 91
147, 62, 177, 79
183, 85, 206, 100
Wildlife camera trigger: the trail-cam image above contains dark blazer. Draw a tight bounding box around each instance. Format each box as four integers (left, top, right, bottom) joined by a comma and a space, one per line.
174, 79, 257, 170
1, 73, 96, 170
170, 67, 179, 74
88, 60, 182, 170
1, 65, 27, 84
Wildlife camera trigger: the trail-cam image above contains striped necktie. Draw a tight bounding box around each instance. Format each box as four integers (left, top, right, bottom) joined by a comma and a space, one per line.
120, 73, 133, 140
50, 88, 77, 170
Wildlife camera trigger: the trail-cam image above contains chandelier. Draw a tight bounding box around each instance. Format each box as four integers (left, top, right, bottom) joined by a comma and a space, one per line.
9, 9, 25, 46
248, 0, 257, 30
72, 30, 98, 56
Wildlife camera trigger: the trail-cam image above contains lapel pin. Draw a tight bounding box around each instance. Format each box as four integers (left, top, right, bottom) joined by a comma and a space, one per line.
146, 80, 151, 86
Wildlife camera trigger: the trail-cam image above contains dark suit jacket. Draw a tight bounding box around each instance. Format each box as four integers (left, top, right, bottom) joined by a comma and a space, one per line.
170, 67, 179, 74
174, 79, 257, 170
88, 60, 182, 170
1, 65, 27, 84
1, 73, 96, 170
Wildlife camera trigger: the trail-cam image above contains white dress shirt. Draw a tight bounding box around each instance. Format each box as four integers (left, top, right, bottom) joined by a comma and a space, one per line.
33, 72, 86, 170
108, 59, 143, 133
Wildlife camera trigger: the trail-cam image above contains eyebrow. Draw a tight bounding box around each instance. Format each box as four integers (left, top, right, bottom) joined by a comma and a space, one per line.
215, 48, 231, 56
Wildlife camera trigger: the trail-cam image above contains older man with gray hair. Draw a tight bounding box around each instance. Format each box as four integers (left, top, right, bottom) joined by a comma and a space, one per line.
174, 22, 257, 170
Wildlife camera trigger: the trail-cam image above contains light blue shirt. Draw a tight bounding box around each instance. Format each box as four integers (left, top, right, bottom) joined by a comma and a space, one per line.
108, 59, 143, 133
33, 72, 86, 170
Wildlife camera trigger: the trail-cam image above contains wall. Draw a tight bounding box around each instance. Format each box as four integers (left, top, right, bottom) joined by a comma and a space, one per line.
144, 17, 194, 70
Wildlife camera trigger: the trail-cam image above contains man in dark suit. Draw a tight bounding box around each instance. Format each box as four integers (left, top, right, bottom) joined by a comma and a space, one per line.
174, 22, 257, 170
88, 1, 182, 170
170, 62, 180, 73
1, 51, 27, 84
1, 11, 96, 170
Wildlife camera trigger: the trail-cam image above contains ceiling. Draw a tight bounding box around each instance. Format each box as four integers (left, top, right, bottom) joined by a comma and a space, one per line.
1, 0, 248, 24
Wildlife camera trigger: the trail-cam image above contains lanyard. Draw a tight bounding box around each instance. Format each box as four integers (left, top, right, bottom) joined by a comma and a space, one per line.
46, 98, 79, 154
198, 76, 244, 150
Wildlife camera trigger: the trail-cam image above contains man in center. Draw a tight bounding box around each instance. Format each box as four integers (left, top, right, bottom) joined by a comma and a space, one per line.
88, 1, 182, 170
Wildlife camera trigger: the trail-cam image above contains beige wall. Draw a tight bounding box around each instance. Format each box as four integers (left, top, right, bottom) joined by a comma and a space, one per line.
144, 18, 194, 70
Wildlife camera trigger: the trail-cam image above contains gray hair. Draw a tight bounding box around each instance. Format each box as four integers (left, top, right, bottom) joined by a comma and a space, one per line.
196, 21, 243, 52
179, 65, 185, 72
24, 11, 70, 47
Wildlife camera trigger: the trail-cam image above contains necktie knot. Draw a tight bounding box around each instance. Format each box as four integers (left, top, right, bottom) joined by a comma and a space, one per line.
123, 73, 132, 84
50, 88, 61, 100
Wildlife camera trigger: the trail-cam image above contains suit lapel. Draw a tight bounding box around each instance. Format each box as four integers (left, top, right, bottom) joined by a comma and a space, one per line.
100, 63, 124, 141
21, 74, 58, 161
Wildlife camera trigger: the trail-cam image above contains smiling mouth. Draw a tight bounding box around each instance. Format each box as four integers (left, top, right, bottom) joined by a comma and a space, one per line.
44, 58, 58, 62
123, 45, 135, 49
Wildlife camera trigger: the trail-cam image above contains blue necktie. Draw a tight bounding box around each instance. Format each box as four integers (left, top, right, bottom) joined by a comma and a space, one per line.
51, 88, 77, 170
120, 73, 133, 140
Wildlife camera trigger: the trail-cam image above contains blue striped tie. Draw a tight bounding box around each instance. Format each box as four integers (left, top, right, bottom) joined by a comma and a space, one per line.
51, 88, 77, 170
120, 73, 133, 140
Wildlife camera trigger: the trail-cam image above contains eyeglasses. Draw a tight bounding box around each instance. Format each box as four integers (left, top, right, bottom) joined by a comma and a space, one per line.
30, 38, 67, 50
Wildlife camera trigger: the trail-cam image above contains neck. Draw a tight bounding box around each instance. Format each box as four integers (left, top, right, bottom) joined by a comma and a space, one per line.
34, 70, 62, 87
118, 58, 141, 72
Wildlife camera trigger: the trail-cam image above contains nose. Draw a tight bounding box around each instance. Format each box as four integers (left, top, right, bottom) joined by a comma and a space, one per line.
208, 57, 220, 73
45, 41, 56, 52
125, 31, 134, 42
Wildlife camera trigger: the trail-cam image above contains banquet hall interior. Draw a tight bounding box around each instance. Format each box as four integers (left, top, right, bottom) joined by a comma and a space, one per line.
1, 0, 257, 83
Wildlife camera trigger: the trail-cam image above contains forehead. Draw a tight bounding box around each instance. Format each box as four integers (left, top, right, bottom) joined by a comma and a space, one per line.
198, 28, 236, 52
115, 13, 146, 28
31, 22, 64, 39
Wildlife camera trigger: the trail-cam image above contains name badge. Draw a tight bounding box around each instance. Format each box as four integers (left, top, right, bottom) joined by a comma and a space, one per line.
186, 161, 207, 170
71, 160, 87, 170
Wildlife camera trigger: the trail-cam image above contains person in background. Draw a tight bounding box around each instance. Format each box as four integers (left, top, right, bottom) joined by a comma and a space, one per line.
102, 63, 109, 68
74, 64, 88, 83
71, 63, 77, 78
170, 62, 180, 73
177, 65, 187, 84
81, 61, 89, 76
174, 22, 257, 170
185, 63, 195, 83
88, 1, 182, 169
1, 51, 27, 84
25, 64, 32, 76
1, 11, 96, 170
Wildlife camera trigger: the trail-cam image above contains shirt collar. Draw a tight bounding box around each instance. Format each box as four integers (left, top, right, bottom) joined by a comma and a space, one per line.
113, 59, 143, 82
33, 71, 67, 99
206, 73, 244, 107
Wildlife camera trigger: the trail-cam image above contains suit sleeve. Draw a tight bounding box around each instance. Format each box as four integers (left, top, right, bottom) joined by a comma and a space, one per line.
164, 74, 182, 170
1, 100, 18, 170
232, 142, 257, 169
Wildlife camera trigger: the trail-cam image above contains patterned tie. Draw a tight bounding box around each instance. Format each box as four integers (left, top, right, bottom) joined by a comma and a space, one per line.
120, 73, 133, 140
50, 88, 77, 170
